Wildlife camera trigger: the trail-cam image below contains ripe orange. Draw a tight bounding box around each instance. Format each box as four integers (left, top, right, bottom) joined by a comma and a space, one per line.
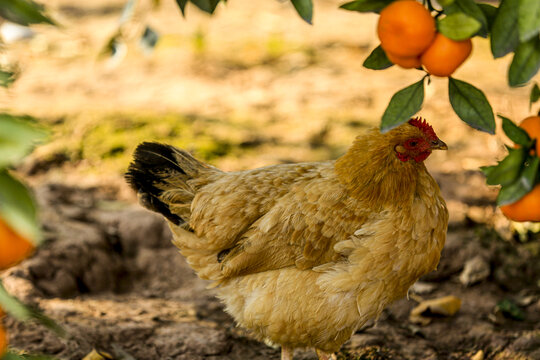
0, 217, 35, 270
0, 325, 7, 357
385, 51, 421, 69
420, 33, 472, 77
377, 0, 436, 57
500, 184, 540, 222
519, 115, 540, 155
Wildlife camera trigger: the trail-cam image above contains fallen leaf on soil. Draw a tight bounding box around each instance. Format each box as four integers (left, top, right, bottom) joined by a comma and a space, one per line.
459, 256, 490, 286
410, 295, 462, 325
495, 299, 525, 321
410, 281, 436, 295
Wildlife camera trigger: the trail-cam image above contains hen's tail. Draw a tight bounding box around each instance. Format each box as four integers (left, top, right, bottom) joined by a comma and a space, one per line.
125, 142, 220, 226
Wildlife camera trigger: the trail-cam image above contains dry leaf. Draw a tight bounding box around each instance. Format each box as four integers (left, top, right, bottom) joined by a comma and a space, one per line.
409, 295, 462, 325
459, 256, 490, 286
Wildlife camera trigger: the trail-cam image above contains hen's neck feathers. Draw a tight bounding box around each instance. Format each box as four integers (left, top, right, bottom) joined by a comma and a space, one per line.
335, 128, 427, 208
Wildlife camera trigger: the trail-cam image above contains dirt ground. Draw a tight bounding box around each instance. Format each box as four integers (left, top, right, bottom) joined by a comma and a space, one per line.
1, 0, 540, 359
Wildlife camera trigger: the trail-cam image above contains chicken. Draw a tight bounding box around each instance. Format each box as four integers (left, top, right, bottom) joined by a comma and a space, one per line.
125, 117, 449, 360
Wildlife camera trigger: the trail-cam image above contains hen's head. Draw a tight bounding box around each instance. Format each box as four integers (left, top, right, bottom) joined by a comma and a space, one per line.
390, 117, 447, 163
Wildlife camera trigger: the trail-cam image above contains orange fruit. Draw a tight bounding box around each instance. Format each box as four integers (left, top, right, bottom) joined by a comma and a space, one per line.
385, 50, 421, 69
420, 33, 472, 77
519, 115, 540, 155
0, 325, 7, 357
500, 184, 540, 222
377, 0, 436, 57
0, 217, 35, 270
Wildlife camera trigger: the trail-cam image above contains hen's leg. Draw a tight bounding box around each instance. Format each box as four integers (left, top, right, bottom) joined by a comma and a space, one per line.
315, 349, 337, 360
281, 347, 294, 360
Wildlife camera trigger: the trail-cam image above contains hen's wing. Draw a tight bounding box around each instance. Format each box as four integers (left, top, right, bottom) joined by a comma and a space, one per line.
188, 162, 367, 278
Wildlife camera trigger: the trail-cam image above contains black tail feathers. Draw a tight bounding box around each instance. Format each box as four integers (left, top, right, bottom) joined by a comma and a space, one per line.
125, 142, 188, 225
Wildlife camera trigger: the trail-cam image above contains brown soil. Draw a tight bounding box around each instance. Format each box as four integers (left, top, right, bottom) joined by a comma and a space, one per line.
1, 0, 540, 359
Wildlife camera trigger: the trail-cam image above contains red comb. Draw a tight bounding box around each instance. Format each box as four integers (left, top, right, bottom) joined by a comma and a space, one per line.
408, 117, 437, 140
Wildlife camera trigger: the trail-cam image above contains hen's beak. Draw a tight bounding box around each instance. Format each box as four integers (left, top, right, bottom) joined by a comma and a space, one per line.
431, 139, 448, 150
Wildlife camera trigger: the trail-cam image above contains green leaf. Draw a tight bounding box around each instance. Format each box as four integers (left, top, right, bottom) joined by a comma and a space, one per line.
508, 37, 540, 87
0, 114, 48, 168
437, 12, 482, 41
496, 299, 525, 320
0, 0, 54, 26
0, 70, 16, 88
491, 0, 520, 58
518, 0, 540, 42
291, 0, 313, 24
363, 45, 394, 70
339, 0, 392, 14
530, 83, 540, 108
443, 0, 488, 37
0, 171, 40, 244
486, 148, 526, 186
521, 155, 540, 191
448, 78, 495, 134
478, 3, 498, 31
139, 26, 159, 53
190, 0, 222, 14
0, 280, 64, 336
175, 0, 188, 16
381, 79, 425, 133
499, 115, 532, 146
480, 165, 497, 178
498, 179, 530, 205
2, 352, 59, 360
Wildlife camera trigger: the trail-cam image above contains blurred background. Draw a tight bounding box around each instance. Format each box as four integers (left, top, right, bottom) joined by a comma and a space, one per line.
1, 0, 539, 359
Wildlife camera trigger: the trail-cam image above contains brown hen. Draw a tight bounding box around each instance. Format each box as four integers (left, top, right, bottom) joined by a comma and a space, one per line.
126, 118, 449, 360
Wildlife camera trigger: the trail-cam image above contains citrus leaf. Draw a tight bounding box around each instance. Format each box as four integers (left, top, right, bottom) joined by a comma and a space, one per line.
499, 115, 532, 146
437, 12, 481, 41
339, 0, 392, 14
508, 37, 540, 87
521, 155, 540, 190
478, 3, 498, 31
139, 26, 159, 53
480, 165, 497, 177
363, 45, 394, 70
486, 148, 526, 186
0, 70, 16, 88
191, 0, 222, 14
518, 0, 540, 42
0, 280, 65, 336
291, 0, 313, 24
0, 0, 54, 26
497, 176, 530, 205
175, 0, 188, 16
448, 78, 495, 134
491, 0, 520, 58
0, 114, 48, 168
0, 171, 40, 244
530, 83, 540, 108
443, 0, 488, 37
381, 79, 424, 133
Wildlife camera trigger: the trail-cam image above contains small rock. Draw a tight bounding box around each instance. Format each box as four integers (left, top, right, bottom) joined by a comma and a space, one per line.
460, 256, 490, 286
471, 350, 484, 360
410, 281, 436, 295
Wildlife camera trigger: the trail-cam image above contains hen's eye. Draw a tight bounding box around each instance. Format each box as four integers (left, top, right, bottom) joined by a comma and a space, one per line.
409, 141, 417, 147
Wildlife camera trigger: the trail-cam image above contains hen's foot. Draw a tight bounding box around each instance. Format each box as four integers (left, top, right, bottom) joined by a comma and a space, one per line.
315, 349, 337, 360
281, 347, 293, 360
